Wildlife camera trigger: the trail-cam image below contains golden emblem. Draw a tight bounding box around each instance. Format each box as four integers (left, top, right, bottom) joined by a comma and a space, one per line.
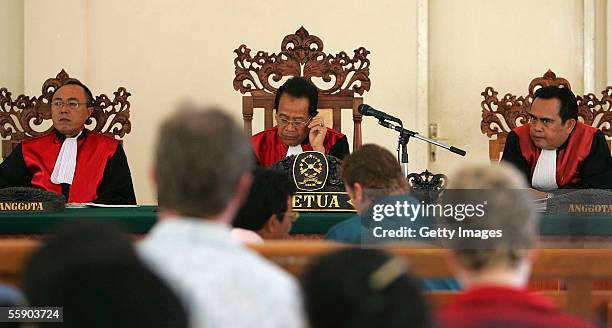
292, 152, 328, 191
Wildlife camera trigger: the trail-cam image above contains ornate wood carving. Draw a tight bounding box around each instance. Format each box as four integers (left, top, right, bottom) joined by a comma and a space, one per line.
233, 26, 371, 96
0, 69, 131, 143
407, 170, 447, 191
407, 170, 446, 203
481, 70, 612, 142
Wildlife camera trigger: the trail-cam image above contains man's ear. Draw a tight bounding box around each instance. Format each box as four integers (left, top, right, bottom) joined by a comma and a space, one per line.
564, 118, 576, 131
352, 182, 364, 204
150, 166, 157, 188
262, 214, 280, 234
87, 106, 94, 117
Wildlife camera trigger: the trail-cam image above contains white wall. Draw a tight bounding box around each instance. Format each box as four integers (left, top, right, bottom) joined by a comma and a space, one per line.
428, 0, 584, 174
23, 0, 88, 94
0, 0, 24, 94
608, 0, 612, 85
9, 0, 610, 203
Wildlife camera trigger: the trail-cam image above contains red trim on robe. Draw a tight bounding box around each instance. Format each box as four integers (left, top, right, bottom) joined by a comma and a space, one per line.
21, 131, 119, 203
514, 122, 597, 187
251, 126, 346, 167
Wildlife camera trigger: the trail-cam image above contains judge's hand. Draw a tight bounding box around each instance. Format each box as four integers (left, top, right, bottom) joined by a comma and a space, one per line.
308, 115, 327, 153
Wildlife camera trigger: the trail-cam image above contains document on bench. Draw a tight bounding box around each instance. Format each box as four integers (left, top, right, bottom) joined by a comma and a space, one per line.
84, 203, 139, 208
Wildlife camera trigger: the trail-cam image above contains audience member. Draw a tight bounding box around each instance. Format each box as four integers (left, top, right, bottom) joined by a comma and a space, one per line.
232, 168, 297, 242
437, 164, 595, 328
23, 220, 188, 328
140, 107, 305, 328
302, 248, 431, 328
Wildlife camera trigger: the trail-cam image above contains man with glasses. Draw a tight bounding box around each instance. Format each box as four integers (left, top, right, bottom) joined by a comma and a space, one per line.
0, 79, 136, 204
251, 77, 350, 167
501, 86, 612, 190
232, 168, 297, 242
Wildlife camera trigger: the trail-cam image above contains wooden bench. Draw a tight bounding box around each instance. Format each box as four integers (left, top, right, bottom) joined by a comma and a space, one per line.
2, 239, 612, 324
249, 241, 612, 323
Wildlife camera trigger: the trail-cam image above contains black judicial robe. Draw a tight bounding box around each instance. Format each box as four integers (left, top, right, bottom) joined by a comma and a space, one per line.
501, 123, 612, 189
0, 129, 136, 204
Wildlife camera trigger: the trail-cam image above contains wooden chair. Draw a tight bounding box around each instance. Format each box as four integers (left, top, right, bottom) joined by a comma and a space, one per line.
481, 70, 612, 161
233, 27, 371, 151
0, 69, 132, 159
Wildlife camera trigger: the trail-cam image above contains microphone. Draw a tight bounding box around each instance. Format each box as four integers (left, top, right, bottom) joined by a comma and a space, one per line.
358, 104, 402, 124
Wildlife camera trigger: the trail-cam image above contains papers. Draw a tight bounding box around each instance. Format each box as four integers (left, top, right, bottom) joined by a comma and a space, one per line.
65, 203, 88, 209
84, 203, 139, 208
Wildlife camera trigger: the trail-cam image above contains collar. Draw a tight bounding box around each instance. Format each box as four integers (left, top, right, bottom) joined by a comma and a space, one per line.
147, 217, 238, 247
54, 128, 89, 142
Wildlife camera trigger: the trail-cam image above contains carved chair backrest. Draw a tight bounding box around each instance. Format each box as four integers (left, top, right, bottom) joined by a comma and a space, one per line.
233, 27, 371, 151
0, 69, 132, 160
481, 70, 612, 162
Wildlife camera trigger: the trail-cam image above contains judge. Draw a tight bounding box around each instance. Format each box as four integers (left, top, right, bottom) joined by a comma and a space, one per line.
251, 77, 350, 167
501, 86, 612, 190
0, 79, 136, 204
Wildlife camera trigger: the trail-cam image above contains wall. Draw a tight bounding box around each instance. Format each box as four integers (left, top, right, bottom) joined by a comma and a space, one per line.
428, 0, 584, 175
0, 0, 24, 94
609, 0, 612, 84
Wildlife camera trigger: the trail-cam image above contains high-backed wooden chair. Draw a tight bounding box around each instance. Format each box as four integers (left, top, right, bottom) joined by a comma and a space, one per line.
233, 27, 371, 151
0, 69, 132, 159
481, 70, 612, 161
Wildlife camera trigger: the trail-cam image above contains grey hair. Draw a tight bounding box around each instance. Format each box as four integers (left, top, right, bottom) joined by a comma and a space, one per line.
447, 164, 537, 271
154, 107, 253, 217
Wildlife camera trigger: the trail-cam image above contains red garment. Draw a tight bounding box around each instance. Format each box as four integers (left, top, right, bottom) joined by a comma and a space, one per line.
21, 131, 119, 203
251, 126, 346, 167
437, 286, 595, 328
515, 122, 597, 188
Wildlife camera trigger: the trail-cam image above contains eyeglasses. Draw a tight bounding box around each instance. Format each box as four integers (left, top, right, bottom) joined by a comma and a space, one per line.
278, 211, 300, 222
276, 114, 311, 127
51, 100, 90, 110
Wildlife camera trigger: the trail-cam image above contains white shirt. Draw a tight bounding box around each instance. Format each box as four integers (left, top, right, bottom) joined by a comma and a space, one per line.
231, 228, 264, 244
286, 145, 303, 157
139, 218, 305, 328
532, 149, 559, 191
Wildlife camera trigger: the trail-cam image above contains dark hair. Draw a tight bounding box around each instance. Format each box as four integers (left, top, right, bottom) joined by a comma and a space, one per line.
533, 86, 578, 123
53, 78, 95, 106
302, 248, 431, 328
24, 221, 189, 328
274, 77, 319, 117
341, 144, 408, 204
155, 107, 253, 217
233, 168, 296, 230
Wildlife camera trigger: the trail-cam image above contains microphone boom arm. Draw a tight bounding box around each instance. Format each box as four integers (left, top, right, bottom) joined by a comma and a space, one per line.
377, 120, 466, 156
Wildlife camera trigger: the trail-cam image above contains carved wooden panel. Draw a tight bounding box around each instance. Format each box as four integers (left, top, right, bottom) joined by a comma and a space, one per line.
481, 70, 612, 161
0, 69, 131, 144
233, 26, 371, 97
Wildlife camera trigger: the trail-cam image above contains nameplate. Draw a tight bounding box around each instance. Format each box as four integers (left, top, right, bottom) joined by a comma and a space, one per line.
292, 192, 355, 212
0, 201, 57, 212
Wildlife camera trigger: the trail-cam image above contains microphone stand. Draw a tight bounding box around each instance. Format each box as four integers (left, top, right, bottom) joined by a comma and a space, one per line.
377, 119, 466, 177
